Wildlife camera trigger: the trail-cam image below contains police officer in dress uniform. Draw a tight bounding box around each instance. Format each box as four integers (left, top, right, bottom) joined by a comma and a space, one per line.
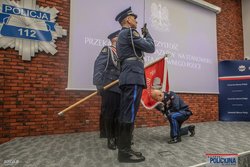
115, 7, 155, 163
93, 30, 121, 150
151, 89, 195, 144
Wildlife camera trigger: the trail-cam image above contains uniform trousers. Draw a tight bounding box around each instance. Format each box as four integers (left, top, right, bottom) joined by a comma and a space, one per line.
101, 90, 120, 139
119, 85, 143, 123
167, 110, 190, 138
117, 84, 143, 150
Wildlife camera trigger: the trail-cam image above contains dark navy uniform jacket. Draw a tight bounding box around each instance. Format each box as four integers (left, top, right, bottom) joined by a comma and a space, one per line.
163, 91, 192, 115
117, 27, 155, 88
94, 46, 120, 94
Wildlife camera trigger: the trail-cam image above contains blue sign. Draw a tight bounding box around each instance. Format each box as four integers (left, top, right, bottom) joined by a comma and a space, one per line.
219, 60, 250, 121
2, 4, 50, 21
0, 0, 67, 61
206, 154, 238, 167
1, 25, 52, 41
0, 4, 56, 42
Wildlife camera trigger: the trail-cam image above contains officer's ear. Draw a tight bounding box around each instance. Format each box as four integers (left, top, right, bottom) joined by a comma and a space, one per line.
160, 92, 164, 101
126, 17, 130, 23
127, 16, 133, 23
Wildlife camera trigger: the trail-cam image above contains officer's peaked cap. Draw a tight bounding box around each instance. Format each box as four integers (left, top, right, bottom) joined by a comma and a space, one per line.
107, 30, 120, 40
115, 7, 137, 23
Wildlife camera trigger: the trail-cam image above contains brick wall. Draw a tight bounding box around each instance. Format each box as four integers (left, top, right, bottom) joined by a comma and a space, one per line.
0, 0, 244, 144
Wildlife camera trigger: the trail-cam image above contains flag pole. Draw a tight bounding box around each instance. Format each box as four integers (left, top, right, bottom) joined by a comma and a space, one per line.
57, 54, 168, 116
144, 54, 168, 68
58, 80, 118, 116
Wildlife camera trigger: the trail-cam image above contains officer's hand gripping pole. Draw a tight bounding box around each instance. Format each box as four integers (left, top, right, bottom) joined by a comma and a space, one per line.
57, 54, 169, 116
141, 23, 148, 37
58, 80, 118, 116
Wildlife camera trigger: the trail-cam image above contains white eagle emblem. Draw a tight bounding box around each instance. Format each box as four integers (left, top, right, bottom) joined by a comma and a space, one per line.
238, 65, 246, 72
150, 2, 171, 32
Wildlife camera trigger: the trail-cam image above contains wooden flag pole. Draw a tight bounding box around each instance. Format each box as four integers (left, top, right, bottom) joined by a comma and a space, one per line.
57, 54, 168, 116
58, 80, 118, 116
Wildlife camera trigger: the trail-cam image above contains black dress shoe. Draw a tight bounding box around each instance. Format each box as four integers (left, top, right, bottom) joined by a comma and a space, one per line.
188, 125, 195, 137
168, 137, 181, 144
118, 149, 145, 163
108, 138, 116, 150
130, 149, 142, 157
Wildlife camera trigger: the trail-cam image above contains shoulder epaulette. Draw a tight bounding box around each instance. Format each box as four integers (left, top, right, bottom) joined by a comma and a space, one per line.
101, 46, 108, 54
132, 29, 140, 37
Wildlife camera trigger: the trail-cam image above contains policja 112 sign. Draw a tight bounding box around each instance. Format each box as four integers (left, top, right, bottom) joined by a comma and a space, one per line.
0, 0, 67, 60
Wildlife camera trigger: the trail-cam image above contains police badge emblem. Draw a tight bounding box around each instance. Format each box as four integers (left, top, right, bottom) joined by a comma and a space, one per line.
0, 0, 67, 61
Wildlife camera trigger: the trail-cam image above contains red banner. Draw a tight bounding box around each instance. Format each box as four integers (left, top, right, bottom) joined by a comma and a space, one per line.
141, 57, 169, 109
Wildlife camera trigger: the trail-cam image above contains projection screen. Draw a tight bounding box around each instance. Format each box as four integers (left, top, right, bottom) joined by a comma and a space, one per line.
68, 0, 219, 93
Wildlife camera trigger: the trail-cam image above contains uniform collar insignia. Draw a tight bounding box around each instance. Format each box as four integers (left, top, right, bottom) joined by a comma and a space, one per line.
132, 30, 140, 37
101, 47, 108, 53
